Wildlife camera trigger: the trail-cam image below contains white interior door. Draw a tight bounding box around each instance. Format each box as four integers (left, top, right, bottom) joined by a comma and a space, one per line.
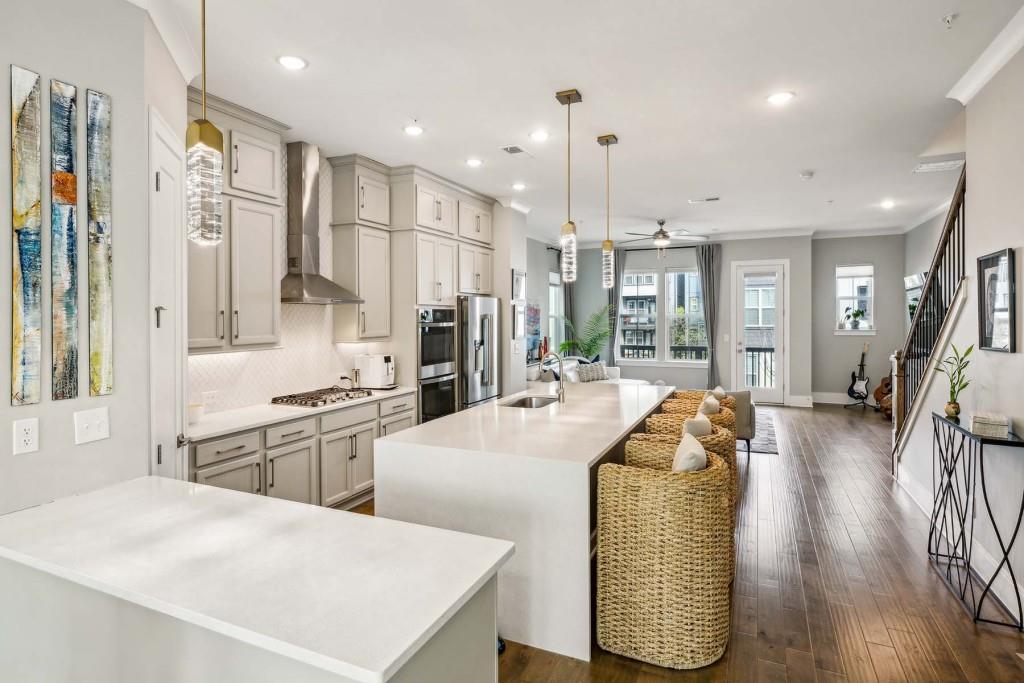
733, 262, 786, 404
148, 109, 186, 478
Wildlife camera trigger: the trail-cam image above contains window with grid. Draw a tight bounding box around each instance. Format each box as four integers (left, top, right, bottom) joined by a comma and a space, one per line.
835, 265, 874, 329
665, 270, 708, 360
548, 271, 563, 348
744, 285, 776, 328
618, 271, 657, 359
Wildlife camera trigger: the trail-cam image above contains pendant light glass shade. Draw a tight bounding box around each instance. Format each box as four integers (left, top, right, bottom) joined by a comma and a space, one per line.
561, 221, 578, 283
601, 239, 614, 289
186, 0, 224, 245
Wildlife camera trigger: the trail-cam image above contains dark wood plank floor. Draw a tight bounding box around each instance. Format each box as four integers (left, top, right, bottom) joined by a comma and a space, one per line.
356, 405, 1024, 681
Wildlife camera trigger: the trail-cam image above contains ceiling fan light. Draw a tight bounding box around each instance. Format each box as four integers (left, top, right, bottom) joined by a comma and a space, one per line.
652, 234, 671, 248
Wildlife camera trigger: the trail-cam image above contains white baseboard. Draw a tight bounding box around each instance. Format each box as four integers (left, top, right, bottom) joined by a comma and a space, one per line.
813, 392, 854, 405
786, 395, 813, 408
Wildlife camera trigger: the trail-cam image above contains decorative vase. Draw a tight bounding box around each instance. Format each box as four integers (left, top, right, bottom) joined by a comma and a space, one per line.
851, 319, 861, 330
945, 401, 961, 418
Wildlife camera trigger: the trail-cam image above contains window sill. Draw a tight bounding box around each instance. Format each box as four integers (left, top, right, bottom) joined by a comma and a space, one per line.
616, 359, 709, 369
834, 329, 876, 336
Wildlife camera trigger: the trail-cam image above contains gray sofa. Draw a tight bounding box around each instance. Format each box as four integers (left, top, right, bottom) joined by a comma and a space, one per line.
726, 390, 756, 455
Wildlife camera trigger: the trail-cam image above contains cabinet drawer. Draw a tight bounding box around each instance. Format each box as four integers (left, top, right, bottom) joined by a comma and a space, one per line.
381, 411, 416, 436
265, 418, 317, 449
320, 403, 378, 433
379, 394, 416, 417
194, 431, 261, 468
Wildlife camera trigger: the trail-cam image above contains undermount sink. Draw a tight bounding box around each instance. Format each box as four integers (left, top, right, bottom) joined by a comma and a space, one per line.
502, 396, 560, 409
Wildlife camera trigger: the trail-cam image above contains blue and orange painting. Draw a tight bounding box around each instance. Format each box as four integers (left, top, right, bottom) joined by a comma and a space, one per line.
51, 79, 79, 400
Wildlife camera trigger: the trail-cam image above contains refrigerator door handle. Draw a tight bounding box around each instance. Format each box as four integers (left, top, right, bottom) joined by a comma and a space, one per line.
480, 314, 491, 386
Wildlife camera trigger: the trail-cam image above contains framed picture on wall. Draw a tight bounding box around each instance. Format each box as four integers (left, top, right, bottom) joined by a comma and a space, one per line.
977, 248, 1016, 352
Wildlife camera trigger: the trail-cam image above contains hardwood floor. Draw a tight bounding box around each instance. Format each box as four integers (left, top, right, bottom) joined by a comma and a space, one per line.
357, 405, 1024, 681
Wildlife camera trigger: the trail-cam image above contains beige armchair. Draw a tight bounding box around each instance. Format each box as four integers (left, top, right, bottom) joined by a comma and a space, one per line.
727, 391, 756, 456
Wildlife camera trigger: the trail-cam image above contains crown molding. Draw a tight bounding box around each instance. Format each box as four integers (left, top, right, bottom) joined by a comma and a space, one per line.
187, 88, 290, 132
127, 0, 199, 83
947, 5, 1024, 105
811, 226, 905, 240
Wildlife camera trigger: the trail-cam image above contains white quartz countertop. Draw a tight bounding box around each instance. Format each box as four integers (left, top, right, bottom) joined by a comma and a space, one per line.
0, 476, 513, 683
379, 381, 675, 467
188, 386, 417, 441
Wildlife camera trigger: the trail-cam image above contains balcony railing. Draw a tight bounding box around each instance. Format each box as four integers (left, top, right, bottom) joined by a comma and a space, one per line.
670, 345, 708, 360
619, 345, 656, 359
618, 345, 709, 360
744, 347, 775, 388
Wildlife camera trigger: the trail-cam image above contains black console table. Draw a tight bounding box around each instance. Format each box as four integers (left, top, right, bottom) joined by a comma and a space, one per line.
929, 412, 1024, 630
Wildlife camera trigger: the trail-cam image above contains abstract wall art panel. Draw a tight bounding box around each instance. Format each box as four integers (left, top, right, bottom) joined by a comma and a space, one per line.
11, 66, 43, 406
87, 89, 113, 396
51, 79, 79, 400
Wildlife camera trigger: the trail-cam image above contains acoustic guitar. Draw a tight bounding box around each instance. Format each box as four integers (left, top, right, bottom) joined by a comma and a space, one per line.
874, 374, 893, 419
847, 343, 870, 400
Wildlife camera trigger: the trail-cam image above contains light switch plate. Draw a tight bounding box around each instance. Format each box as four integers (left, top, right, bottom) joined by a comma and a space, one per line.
12, 417, 39, 455
74, 406, 110, 445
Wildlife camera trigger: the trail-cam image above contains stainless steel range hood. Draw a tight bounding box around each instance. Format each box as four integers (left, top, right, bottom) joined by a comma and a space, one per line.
281, 141, 363, 304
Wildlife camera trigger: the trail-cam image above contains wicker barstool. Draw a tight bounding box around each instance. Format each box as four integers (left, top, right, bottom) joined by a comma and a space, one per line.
647, 406, 736, 437
597, 453, 732, 669
670, 390, 737, 412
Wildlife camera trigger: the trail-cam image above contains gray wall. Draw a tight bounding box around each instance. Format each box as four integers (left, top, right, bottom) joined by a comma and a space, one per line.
900, 46, 1024, 610
493, 206, 528, 394
1, 0, 179, 513
904, 211, 945, 278
571, 248, 612, 360
811, 235, 906, 398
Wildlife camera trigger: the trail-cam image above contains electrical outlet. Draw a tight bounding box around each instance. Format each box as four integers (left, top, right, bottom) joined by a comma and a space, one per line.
201, 391, 218, 407
12, 417, 39, 455
73, 406, 110, 445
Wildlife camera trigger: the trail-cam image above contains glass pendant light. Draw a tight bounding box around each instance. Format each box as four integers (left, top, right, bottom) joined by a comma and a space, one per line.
556, 89, 581, 283
186, 0, 224, 245
597, 134, 618, 288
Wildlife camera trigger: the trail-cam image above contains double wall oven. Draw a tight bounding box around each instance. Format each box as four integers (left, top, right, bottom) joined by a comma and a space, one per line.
417, 308, 457, 422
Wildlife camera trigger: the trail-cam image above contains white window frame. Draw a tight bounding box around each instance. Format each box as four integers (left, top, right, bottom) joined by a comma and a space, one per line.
744, 286, 775, 328
548, 271, 564, 348
616, 267, 709, 368
834, 264, 876, 336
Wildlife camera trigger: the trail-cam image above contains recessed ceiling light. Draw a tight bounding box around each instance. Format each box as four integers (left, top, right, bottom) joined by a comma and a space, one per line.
530, 130, 549, 143
277, 55, 308, 71
766, 91, 796, 106
880, 198, 896, 210
403, 123, 424, 136
466, 158, 483, 168
512, 182, 526, 192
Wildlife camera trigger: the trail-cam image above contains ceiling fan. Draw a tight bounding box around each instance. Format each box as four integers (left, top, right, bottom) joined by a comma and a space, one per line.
620, 219, 706, 247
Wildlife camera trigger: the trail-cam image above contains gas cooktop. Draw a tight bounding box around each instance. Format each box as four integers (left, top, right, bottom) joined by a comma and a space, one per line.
270, 387, 373, 408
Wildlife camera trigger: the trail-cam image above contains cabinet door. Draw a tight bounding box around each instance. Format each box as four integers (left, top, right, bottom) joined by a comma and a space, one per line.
188, 237, 226, 349
458, 203, 476, 241
476, 210, 493, 243
195, 453, 262, 495
436, 192, 457, 235
358, 227, 390, 337
416, 233, 439, 305
458, 244, 478, 293
267, 438, 317, 505
320, 431, 353, 507
436, 239, 458, 304
350, 421, 378, 495
476, 249, 493, 294
415, 185, 438, 230
229, 199, 280, 346
358, 175, 390, 226
228, 130, 280, 200
381, 412, 415, 436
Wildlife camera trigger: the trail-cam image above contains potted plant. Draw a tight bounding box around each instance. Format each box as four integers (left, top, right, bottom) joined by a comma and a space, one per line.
935, 343, 973, 418
560, 305, 614, 361
842, 307, 866, 330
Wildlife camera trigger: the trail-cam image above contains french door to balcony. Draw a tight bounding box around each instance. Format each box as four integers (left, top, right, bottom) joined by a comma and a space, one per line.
733, 262, 786, 404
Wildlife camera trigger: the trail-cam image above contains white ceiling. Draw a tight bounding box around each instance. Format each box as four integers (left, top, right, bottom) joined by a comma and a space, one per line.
165, 0, 1022, 243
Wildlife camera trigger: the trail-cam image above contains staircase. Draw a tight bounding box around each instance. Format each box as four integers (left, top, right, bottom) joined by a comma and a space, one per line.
892, 168, 967, 466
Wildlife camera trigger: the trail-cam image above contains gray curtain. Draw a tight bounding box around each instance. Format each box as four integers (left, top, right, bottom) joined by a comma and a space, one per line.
562, 281, 575, 354
607, 247, 627, 366
696, 243, 722, 388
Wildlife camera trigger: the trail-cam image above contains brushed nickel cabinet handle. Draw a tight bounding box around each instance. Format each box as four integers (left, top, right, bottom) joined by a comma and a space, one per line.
280, 430, 304, 439
360, 185, 365, 209
254, 462, 261, 494
219, 310, 225, 340
436, 199, 441, 222
391, 403, 408, 410
215, 444, 246, 455
233, 145, 239, 174
361, 311, 366, 333
349, 434, 356, 460
234, 310, 239, 339
269, 459, 275, 488
475, 214, 480, 232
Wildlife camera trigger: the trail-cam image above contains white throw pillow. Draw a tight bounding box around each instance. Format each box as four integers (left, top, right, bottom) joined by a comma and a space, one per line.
672, 433, 707, 472
684, 412, 713, 437
700, 395, 721, 415
711, 385, 727, 400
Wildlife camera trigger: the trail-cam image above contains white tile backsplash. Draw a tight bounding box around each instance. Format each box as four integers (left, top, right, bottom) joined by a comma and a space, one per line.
188, 145, 390, 413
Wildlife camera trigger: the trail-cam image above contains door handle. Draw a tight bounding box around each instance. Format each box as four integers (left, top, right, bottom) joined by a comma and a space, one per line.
234, 310, 239, 339
154, 305, 167, 328
233, 145, 239, 173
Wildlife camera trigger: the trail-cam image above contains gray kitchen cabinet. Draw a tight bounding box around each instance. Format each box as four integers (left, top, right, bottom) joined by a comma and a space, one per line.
358, 175, 390, 226
350, 421, 378, 495
381, 411, 415, 436
458, 244, 493, 295
334, 225, 391, 341
320, 430, 354, 506
229, 198, 280, 346
195, 453, 263, 495
330, 155, 391, 228
228, 129, 281, 201
188, 237, 227, 349
416, 233, 457, 306
458, 202, 492, 244
416, 185, 456, 234
266, 437, 317, 505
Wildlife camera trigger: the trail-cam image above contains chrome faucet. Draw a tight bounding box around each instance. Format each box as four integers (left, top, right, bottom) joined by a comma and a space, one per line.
542, 352, 566, 403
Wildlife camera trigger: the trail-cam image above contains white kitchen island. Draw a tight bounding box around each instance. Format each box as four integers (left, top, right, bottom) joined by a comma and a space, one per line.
374, 381, 675, 661
0, 476, 513, 683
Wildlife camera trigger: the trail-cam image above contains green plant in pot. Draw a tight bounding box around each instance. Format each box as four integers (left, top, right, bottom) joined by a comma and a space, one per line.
843, 307, 866, 330
560, 305, 614, 361
935, 343, 973, 418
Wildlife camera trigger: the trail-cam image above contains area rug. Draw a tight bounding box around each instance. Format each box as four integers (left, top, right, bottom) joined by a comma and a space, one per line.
742, 408, 778, 454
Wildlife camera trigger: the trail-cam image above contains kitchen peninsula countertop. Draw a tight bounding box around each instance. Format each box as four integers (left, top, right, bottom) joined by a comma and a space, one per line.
188, 386, 417, 441
0, 476, 513, 682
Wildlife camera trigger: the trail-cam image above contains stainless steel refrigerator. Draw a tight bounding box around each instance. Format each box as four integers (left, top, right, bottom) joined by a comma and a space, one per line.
458, 295, 501, 409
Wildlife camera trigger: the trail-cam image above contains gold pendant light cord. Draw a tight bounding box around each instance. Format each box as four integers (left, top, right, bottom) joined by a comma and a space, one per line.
606, 144, 610, 241
201, 0, 207, 118
566, 101, 571, 221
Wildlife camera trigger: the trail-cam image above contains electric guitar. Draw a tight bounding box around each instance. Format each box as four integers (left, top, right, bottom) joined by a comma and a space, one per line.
848, 343, 870, 400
